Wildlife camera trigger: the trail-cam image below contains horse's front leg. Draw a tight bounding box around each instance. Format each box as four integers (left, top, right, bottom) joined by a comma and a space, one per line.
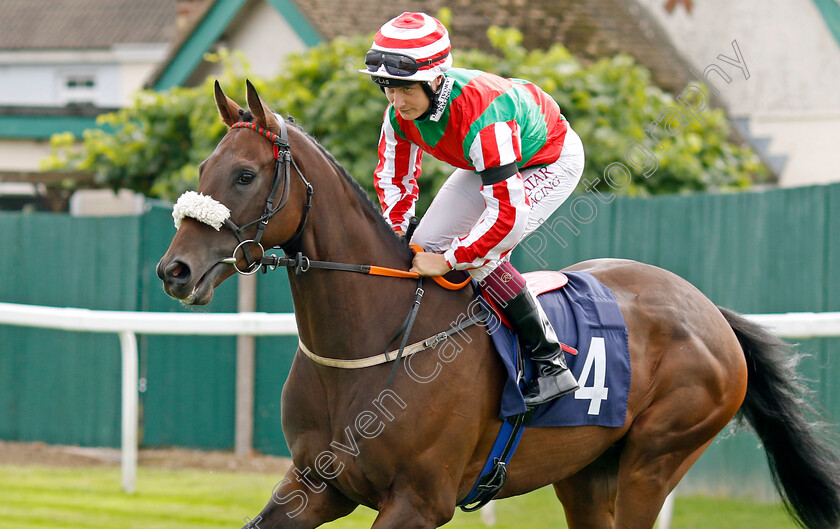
368, 477, 460, 529
243, 464, 358, 529
369, 497, 452, 529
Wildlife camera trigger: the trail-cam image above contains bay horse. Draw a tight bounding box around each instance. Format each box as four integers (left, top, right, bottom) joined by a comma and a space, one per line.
157, 81, 840, 529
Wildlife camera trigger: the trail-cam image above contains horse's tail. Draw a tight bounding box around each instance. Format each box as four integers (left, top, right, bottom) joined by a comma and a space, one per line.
719, 306, 840, 529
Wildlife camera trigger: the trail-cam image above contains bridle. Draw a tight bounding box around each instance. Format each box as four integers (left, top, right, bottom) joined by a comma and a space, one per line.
218, 115, 470, 290
222, 115, 313, 274
203, 112, 477, 382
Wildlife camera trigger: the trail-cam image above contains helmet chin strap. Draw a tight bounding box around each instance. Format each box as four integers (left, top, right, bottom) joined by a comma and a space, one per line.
416, 76, 444, 121
374, 74, 450, 121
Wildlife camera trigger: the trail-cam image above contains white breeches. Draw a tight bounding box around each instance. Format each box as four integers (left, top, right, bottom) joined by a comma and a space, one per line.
411, 126, 585, 281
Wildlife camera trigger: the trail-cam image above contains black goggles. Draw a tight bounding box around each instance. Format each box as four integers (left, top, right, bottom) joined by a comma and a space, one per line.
364, 50, 449, 77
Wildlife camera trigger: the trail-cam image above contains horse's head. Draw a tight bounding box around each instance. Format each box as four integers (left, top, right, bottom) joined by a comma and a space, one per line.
157, 80, 311, 304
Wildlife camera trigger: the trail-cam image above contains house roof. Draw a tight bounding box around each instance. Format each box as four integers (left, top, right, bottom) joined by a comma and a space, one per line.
293, 0, 694, 94
148, 0, 321, 90
0, 0, 177, 50
812, 0, 840, 48
147, 0, 697, 93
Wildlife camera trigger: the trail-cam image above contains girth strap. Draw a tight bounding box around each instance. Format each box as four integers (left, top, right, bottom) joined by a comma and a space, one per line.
459, 411, 529, 511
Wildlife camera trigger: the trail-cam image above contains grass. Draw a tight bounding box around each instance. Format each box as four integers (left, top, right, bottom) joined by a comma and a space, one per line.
0, 465, 797, 529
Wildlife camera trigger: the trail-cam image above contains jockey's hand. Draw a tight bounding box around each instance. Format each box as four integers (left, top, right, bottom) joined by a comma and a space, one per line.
410, 252, 451, 277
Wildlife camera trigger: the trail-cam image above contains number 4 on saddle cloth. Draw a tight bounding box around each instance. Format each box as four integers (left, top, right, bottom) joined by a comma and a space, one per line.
489, 270, 630, 424
459, 270, 631, 511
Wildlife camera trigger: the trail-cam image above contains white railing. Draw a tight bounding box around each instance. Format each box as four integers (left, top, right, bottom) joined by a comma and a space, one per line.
740, 311, 840, 338
1, 302, 839, 510
0, 302, 296, 494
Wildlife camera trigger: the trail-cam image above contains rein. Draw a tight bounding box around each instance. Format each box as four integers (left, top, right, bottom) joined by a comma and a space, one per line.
220, 116, 469, 290
255, 247, 471, 290
208, 114, 475, 377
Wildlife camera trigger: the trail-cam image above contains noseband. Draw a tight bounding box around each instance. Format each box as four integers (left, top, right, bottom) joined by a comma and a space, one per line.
224, 116, 313, 274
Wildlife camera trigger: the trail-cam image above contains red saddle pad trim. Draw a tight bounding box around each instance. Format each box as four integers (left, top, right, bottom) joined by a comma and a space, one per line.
480, 271, 575, 354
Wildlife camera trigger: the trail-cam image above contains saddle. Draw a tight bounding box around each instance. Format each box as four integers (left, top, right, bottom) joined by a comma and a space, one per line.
460, 269, 631, 511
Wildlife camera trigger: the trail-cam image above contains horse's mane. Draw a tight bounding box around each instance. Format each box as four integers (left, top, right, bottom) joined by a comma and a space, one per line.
284, 117, 413, 258
234, 110, 410, 256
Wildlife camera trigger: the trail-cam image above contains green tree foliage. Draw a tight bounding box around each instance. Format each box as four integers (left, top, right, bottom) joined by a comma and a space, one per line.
44, 29, 767, 210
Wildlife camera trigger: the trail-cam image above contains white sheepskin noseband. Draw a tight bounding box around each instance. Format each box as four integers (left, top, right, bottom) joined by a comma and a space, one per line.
172, 191, 231, 231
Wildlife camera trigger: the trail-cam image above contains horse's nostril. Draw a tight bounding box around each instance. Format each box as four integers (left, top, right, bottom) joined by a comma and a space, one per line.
164, 260, 191, 283
172, 263, 186, 278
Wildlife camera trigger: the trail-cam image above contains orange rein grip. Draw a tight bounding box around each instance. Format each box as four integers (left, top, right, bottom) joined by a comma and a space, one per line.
432, 274, 472, 290
410, 245, 472, 291
367, 266, 420, 279
363, 246, 471, 290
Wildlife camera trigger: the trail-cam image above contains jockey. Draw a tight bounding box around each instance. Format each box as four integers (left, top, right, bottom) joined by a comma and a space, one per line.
362, 12, 584, 406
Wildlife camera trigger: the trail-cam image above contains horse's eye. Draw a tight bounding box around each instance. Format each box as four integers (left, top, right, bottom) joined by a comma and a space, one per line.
236, 171, 256, 185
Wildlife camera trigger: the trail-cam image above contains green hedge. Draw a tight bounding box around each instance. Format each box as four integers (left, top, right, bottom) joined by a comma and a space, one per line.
45, 28, 767, 212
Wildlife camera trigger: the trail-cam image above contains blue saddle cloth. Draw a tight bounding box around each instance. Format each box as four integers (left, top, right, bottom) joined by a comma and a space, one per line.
488, 270, 631, 428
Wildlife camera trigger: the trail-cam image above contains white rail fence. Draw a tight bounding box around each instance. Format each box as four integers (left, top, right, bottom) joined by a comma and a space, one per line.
0, 302, 839, 519
0, 302, 295, 494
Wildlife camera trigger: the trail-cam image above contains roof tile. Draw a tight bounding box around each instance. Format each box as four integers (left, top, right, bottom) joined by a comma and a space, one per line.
292, 0, 691, 92
0, 0, 177, 50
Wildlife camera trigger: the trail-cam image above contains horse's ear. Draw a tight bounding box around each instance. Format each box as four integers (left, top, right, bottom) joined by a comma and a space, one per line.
214, 80, 241, 127
245, 79, 280, 133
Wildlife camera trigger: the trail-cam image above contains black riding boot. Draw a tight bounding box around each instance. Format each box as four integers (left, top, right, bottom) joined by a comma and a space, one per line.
503, 287, 579, 406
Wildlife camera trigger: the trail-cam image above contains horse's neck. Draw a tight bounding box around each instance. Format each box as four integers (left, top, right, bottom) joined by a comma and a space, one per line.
286, 165, 417, 358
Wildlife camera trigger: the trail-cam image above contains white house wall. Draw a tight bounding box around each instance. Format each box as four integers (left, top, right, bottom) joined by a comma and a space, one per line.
0, 57, 123, 107
0, 44, 168, 213
0, 45, 167, 107
749, 115, 840, 186
200, 0, 308, 81
114, 44, 172, 106
634, 0, 840, 187
0, 62, 56, 106
0, 140, 52, 172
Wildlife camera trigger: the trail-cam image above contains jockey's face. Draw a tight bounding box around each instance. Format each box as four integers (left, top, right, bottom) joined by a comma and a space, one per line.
384, 83, 430, 121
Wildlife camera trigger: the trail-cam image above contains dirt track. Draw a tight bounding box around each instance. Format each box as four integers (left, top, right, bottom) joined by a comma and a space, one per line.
0, 440, 292, 474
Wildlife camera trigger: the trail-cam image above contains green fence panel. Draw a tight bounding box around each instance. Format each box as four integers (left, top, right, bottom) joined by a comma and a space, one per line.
138, 206, 239, 450
823, 187, 840, 443
515, 186, 833, 314
137, 205, 295, 455
514, 191, 616, 272
254, 273, 297, 457
760, 186, 828, 313
0, 213, 140, 447
827, 186, 840, 312
1, 183, 839, 490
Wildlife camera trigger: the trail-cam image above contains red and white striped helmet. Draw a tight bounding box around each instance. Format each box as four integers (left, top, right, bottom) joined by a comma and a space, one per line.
360, 12, 453, 83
